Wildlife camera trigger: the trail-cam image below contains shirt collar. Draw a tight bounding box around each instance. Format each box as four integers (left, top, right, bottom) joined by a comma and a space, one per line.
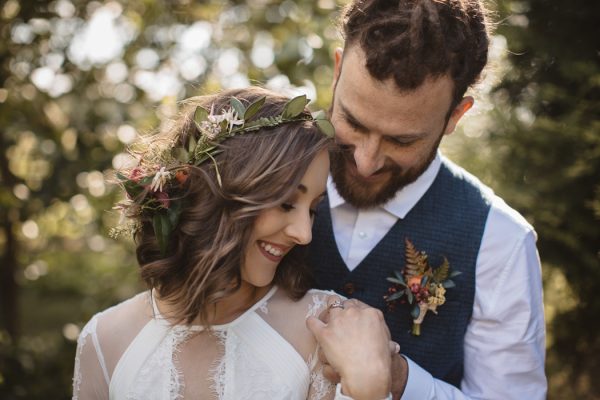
327, 151, 443, 219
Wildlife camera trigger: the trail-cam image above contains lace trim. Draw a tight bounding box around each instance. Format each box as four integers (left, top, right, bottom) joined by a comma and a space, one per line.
209, 330, 229, 399
126, 325, 195, 400
307, 353, 335, 400
258, 302, 269, 314
306, 293, 327, 319
72, 318, 95, 399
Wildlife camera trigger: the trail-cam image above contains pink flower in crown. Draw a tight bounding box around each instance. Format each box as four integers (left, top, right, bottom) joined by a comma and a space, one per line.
129, 167, 144, 183
154, 191, 170, 208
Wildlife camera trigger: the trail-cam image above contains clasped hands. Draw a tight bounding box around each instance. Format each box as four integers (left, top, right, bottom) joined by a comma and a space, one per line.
306, 296, 402, 400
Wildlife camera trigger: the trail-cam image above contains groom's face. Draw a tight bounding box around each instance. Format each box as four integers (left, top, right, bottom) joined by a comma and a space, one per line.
329, 46, 472, 208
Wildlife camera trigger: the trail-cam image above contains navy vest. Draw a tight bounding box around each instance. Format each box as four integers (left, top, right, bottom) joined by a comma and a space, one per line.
309, 159, 492, 387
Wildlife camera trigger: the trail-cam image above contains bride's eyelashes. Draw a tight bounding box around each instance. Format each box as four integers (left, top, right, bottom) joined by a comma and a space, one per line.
280, 203, 318, 217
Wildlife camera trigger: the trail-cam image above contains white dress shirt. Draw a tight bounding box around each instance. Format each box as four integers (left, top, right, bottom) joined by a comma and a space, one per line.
328, 152, 547, 399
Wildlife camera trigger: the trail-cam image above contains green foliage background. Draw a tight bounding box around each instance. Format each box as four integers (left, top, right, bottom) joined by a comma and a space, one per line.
0, 0, 598, 398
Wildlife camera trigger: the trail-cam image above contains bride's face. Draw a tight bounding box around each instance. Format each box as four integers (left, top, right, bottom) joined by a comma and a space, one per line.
241, 149, 329, 288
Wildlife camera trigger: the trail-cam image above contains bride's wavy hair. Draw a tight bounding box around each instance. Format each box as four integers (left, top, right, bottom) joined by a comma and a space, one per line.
133, 87, 330, 325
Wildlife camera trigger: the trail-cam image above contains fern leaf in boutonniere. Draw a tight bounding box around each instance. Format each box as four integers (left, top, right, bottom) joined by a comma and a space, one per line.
384, 238, 461, 336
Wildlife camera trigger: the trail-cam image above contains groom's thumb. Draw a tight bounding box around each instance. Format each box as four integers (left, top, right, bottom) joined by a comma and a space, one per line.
306, 316, 326, 340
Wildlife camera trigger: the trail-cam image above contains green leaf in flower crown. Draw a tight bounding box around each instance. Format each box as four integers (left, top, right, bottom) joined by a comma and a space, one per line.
193, 106, 209, 130
174, 147, 189, 163
316, 119, 335, 138
243, 96, 266, 121
167, 200, 182, 228
282, 95, 308, 119
123, 180, 144, 198
116, 172, 128, 182
139, 176, 153, 186
153, 212, 172, 256
230, 97, 246, 118
188, 134, 197, 154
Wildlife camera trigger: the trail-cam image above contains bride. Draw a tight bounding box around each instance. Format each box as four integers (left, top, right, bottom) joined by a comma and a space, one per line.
72, 87, 392, 400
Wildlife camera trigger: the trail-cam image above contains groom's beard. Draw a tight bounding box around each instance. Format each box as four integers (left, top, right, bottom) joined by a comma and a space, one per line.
329, 138, 441, 209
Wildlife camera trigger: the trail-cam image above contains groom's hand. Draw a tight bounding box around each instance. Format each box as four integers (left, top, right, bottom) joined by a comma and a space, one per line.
319, 299, 408, 382
307, 296, 392, 400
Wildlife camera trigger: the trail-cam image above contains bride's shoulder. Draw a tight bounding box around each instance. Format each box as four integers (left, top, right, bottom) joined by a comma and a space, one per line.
80, 292, 153, 344
267, 287, 344, 320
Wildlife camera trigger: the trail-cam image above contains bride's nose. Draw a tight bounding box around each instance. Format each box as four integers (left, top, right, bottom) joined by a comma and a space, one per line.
284, 210, 313, 245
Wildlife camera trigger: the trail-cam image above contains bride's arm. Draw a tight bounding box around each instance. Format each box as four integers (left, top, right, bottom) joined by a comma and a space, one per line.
72, 316, 110, 400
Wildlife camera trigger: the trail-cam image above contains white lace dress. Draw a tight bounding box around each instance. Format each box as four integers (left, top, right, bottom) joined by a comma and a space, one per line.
72, 286, 342, 400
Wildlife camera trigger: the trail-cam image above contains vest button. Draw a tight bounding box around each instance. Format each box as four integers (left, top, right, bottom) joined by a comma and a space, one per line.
343, 282, 355, 295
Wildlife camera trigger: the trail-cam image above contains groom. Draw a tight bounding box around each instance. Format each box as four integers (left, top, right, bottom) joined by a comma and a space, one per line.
308, 0, 547, 398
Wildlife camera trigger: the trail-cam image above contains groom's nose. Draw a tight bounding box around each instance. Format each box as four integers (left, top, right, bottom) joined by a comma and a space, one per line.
353, 135, 385, 177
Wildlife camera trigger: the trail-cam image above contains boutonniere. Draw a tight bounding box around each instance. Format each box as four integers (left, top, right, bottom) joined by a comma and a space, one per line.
384, 239, 461, 336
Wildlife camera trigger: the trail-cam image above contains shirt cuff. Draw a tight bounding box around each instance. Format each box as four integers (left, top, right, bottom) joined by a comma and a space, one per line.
401, 356, 435, 399
334, 383, 392, 400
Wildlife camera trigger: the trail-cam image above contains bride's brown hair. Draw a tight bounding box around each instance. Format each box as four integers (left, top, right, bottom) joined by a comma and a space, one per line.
133, 87, 330, 325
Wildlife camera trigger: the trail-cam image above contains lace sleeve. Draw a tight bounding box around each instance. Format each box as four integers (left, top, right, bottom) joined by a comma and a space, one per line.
72, 316, 110, 400
305, 290, 344, 400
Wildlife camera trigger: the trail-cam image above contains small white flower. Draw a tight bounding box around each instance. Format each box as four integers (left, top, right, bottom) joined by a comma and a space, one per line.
150, 167, 171, 192
200, 120, 221, 139
221, 108, 244, 132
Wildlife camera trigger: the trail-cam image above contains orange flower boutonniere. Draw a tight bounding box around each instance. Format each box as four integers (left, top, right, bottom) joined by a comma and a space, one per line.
384, 238, 461, 336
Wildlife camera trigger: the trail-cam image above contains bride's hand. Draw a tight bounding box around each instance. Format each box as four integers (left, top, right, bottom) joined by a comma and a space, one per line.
307, 296, 392, 400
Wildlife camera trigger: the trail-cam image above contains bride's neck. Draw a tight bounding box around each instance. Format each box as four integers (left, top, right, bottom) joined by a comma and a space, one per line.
209, 282, 271, 324
155, 282, 271, 326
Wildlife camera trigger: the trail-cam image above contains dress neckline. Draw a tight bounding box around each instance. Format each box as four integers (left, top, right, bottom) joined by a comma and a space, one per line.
150, 285, 279, 331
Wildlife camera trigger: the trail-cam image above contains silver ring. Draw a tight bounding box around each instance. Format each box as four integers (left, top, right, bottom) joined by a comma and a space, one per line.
328, 300, 345, 310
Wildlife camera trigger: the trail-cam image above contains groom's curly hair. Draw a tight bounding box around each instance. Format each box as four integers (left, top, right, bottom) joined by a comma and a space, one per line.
341, 0, 491, 105
133, 87, 330, 326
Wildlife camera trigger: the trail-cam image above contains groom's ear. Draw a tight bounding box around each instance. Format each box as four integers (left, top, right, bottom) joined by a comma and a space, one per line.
443, 96, 474, 136
332, 47, 344, 88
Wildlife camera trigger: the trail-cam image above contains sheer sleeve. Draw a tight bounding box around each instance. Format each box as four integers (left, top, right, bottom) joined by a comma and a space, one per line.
72, 316, 110, 400
305, 291, 342, 400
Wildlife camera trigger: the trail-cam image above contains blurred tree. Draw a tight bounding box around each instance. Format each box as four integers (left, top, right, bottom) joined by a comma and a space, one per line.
485, 0, 600, 398
0, 0, 341, 398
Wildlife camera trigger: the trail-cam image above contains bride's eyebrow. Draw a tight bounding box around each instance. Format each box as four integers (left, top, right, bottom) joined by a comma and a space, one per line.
297, 185, 326, 198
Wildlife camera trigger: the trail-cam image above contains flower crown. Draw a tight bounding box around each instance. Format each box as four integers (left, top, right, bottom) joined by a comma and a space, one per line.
110, 94, 334, 255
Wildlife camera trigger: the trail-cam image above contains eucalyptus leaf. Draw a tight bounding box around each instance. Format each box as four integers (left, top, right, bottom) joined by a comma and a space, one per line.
193, 106, 209, 130
411, 305, 421, 319
230, 97, 246, 118
386, 277, 407, 286
243, 96, 266, 121
282, 95, 308, 119
386, 292, 404, 302
316, 119, 335, 138
394, 270, 405, 283
449, 270, 462, 278
443, 280, 456, 288
406, 290, 414, 304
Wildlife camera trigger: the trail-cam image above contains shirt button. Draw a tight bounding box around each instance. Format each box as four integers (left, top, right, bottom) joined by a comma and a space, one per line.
358, 231, 367, 239
343, 282, 355, 295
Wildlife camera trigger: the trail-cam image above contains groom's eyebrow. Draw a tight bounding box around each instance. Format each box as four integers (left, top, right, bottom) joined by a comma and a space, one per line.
339, 103, 369, 133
